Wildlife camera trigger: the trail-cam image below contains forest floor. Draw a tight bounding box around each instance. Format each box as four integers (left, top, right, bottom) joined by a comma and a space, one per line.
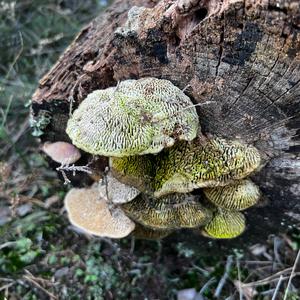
0, 1, 300, 299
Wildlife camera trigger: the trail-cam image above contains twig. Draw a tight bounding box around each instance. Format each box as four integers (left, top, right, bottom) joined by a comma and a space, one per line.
56, 164, 92, 184
273, 236, 283, 266
283, 249, 300, 300
236, 257, 243, 300
23, 271, 58, 300
242, 270, 299, 288
5, 31, 24, 81
191, 263, 210, 276
130, 236, 135, 255
271, 275, 283, 300
0, 282, 15, 292
214, 255, 233, 298
242, 267, 292, 287
0, 241, 19, 250
199, 277, 216, 296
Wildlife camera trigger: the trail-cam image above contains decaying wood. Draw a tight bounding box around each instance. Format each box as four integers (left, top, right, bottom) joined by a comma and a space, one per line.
32, 0, 300, 249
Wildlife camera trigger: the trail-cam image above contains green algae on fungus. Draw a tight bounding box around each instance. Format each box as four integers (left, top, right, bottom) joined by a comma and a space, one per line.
203, 210, 246, 239
121, 193, 213, 230
110, 155, 155, 194
110, 137, 261, 198
203, 179, 260, 211
66, 77, 199, 157
153, 137, 261, 197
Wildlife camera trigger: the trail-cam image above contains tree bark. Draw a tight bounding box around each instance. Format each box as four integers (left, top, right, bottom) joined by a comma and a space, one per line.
31, 0, 300, 250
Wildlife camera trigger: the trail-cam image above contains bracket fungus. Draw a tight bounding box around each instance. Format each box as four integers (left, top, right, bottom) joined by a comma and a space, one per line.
97, 173, 140, 204
203, 179, 260, 211
203, 210, 246, 239
153, 137, 261, 197
66, 77, 199, 157
60, 76, 264, 241
110, 137, 261, 198
64, 186, 135, 238
110, 154, 155, 194
42, 141, 81, 165
121, 193, 213, 230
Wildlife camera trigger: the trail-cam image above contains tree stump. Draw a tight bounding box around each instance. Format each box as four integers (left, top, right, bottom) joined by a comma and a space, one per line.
31, 0, 300, 250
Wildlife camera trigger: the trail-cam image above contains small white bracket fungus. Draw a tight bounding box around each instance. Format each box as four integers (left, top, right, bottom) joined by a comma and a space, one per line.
98, 173, 140, 204
42, 141, 81, 165
66, 77, 199, 157
64, 187, 135, 238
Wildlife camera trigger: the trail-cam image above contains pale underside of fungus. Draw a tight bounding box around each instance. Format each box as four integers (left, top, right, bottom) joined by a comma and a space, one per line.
132, 223, 173, 240
121, 193, 213, 230
64, 187, 135, 238
66, 77, 199, 157
97, 173, 140, 204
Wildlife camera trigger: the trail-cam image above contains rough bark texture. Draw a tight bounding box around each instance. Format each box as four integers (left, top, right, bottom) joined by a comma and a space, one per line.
32, 0, 300, 250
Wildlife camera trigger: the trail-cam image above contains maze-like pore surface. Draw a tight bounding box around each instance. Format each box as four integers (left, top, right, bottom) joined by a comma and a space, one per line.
203, 210, 246, 239
154, 138, 261, 197
121, 193, 213, 230
111, 137, 261, 198
66, 78, 199, 157
203, 179, 260, 211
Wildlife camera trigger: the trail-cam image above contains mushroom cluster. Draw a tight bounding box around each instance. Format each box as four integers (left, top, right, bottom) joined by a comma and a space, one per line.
46, 77, 262, 240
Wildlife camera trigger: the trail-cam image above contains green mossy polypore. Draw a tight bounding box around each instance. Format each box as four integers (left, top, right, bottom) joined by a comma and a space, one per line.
66, 77, 199, 157
203, 210, 246, 239
203, 179, 260, 211
110, 155, 155, 194
121, 194, 213, 230
153, 137, 261, 197
111, 137, 261, 198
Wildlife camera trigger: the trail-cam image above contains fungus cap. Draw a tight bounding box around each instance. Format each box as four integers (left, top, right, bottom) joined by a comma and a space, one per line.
122, 193, 212, 230
42, 141, 81, 165
154, 137, 261, 197
98, 173, 140, 204
203, 210, 246, 239
204, 179, 260, 211
64, 187, 135, 238
66, 77, 199, 157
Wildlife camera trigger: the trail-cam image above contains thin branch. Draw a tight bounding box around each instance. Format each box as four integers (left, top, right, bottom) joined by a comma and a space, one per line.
214, 255, 233, 298
236, 257, 243, 300
199, 277, 216, 296
283, 249, 300, 300
56, 163, 92, 184
0, 282, 15, 292
271, 275, 283, 300
23, 274, 57, 300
